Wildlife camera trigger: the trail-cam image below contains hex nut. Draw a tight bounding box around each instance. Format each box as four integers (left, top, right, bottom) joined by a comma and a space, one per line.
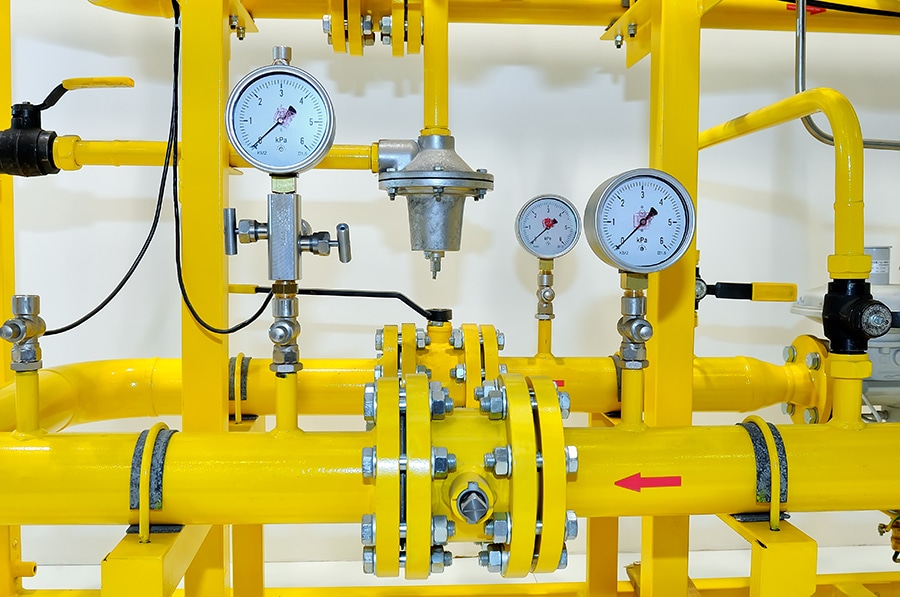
430, 546, 451, 573
565, 510, 578, 541
783, 345, 797, 363
486, 546, 504, 573
432, 515, 453, 545
416, 328, 429, 349
432, 447, 456, 479
565, 446, 579, 475
480, 389, 507, 420
361, 514, 375, 546
430, 383, 454, 419
558, 545, 568, 570
490, 513, 511, 544
496, 332, 506, 350
450, 364, 466, 381
781, 402, 795, 416
363, 383, 377, 423
803, 407, 819, 424
558, 391, 571, 419
375, 328, 384, 352
449, 328, 464, 349
487, 446, 510, 478
805, 352, 821, 370
362, 447, 376, 479
620, 343, 647, 362
362, 546, 375, 574
373, 365, 384, 380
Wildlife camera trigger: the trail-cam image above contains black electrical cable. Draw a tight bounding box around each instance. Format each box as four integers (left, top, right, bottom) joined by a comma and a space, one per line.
252, 286, 452, 322
168, 1, 273, 334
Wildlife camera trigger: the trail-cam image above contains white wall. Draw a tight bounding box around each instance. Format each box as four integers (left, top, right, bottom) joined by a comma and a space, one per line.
9, 0, 900, 578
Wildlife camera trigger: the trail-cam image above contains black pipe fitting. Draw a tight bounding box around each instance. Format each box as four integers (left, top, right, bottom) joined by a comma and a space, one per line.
0, 102, 59, 177
822, 278, 892, 354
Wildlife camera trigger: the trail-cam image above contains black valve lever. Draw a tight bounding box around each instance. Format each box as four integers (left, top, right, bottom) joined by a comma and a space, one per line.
695, 268, 797, 309
0, 77, 133, 177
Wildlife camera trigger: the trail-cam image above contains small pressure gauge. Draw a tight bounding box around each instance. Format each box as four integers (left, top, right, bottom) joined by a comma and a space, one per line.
584, 168, 695, 274
515, 194, 582, 259
225, 50, 336, 175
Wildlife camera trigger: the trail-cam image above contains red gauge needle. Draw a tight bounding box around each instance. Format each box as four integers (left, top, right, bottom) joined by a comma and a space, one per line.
614, 207, 658, 250
251, 105, 296, 149
530, 217, 558, 244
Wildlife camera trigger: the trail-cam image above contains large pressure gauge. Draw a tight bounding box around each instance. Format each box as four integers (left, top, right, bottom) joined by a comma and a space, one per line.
515, 194, 582, 259
226, 60, 336, 175
584, 168, 695, 274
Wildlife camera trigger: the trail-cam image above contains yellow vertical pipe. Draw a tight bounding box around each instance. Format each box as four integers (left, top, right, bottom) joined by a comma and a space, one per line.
275, 373, 299, 433
586, 412, 617, 597
179, 2, 231, 596
643, 0, 701, 594
829, 354, 869, 429
536, 319, 552, 356
0, 0, 11, 386
422, 0, 451, 136
13, 371, 40, 436
619, 368, 646, 431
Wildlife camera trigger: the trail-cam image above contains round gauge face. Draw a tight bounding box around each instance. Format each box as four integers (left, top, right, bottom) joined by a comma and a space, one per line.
514, 194, 582, 259
584, 168, 695, 274
226, 64, 336, 175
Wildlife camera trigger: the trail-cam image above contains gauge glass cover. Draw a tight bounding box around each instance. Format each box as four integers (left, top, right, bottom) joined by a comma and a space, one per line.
584, 168, 695, 273
515, 194, 582, 259
226, 64, 336, 175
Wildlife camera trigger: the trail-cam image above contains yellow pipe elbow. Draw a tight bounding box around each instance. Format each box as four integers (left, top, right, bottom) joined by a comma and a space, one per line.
699, 88, 867, 279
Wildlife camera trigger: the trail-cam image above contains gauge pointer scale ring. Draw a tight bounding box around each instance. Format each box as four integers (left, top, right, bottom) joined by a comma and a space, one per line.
251, 105, 296, 149
530, 217, 559, 245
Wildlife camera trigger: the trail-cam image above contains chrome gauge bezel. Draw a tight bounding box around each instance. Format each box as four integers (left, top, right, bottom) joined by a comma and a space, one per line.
514, 194, 582, 260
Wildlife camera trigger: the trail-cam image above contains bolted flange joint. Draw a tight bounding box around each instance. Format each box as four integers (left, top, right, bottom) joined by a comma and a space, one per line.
430, 382, 454, 419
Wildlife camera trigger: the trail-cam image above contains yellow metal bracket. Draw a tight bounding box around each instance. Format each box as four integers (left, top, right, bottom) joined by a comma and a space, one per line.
404, 373, 433, 579
742, 415, 783, 531
719, 516, 817, 597
529, 376, 566, 574
599, 0, 650, 68
228, 0, 258, 37
374, 376, 401, 577
138, 422, 170, 543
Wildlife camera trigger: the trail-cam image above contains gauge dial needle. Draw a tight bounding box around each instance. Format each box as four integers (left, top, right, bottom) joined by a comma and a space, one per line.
251, 105, 296, 149
530, 218, 558, 244
614, 207, 658, 250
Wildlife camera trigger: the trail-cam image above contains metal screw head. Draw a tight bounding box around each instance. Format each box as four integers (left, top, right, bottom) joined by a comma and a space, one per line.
322, 14, 332, 34
781, 402, 795, 416
486, 446, 510, 478
416, 328, 429, 349
783, 345, 798, 363
361, 514, 375, 546
480, 545, 504, 574
565, 510, 578, 541
375, 328, 384, 352
627, 22, 637, 37
489, 512, 511, 544
558, 391, 571, 419
558, 545, 568, 570
803, 407, 819, 425
614, 33, 623, 48
449, 328, 464, 349
362, 546, 375, 574
496, 332, 506, 351
362, 447, 376, 478
805, 352, 821, 370
565, 446, 579, 475
363, 383, 377, 423
450, 364, 466, 382
373, 365, 384, 380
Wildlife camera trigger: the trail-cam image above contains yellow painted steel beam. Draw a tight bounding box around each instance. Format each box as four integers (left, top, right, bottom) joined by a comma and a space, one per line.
100, 526, 211, 597
53, 138, 377, 172
86, 0, 900, 33
0, 0, 11, 387
699, 88, 868, 279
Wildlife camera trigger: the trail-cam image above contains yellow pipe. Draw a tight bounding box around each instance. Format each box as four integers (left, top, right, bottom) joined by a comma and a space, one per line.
536, 320, 552, 356
13, 371, 40, 436
618, 368, 645, 431
699, 88, 868, 279
2, 422, 900, 525
828, 353, 871, 429
0, 354, 813, 431
422, 0, 451, 136
53, 137, 377, 172
87, 0, 900, 33
274, 373, 299, 433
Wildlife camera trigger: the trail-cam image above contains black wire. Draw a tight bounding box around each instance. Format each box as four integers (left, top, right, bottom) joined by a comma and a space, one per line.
253, 286, 451, 322
169, 1, 273, 334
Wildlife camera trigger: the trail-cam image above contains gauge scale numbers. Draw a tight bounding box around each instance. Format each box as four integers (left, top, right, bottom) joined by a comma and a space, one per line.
227, 66, 335, 175
586, 169, 695, 273
515, 195, 581, 259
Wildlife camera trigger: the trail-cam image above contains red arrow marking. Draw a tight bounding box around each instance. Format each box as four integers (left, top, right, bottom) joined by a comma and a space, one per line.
615, 472, 682, 493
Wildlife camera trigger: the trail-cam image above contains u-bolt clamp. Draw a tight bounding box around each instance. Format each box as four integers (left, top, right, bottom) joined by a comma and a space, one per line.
0, 295, 46, 371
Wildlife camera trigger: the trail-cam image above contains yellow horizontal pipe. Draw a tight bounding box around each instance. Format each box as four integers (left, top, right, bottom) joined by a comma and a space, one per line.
53, 137, 376, 172
87, 0, 900, 33
567, 423, 900, 517
2, 421, 899, 525
699, 88, 867, 279
0, 431, 372, 525
0, 354, 811, 431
